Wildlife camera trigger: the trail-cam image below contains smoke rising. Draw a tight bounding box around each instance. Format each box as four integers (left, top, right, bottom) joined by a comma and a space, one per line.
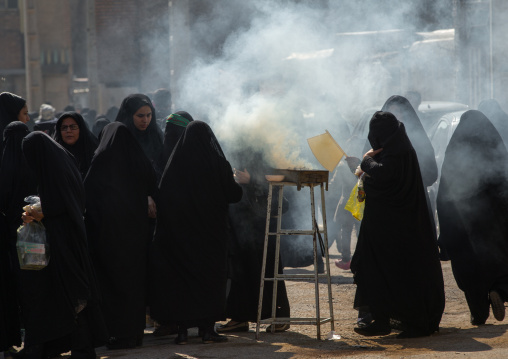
170, 0, 455, 261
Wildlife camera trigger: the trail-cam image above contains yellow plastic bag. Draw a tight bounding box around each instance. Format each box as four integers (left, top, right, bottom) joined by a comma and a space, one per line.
344, 183, 365, 221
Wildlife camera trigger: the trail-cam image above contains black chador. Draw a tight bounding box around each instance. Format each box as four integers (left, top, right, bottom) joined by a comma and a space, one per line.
21, 132, 106, 358
352, 111, 445, 338
84, 122, 157, 347
437, 110, 508, 325
149, 121, 242, 332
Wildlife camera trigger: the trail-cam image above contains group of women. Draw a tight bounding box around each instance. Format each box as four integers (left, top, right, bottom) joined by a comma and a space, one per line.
2, 88, 508, 357
344, 95, 508, 338
0, 92, 243, 358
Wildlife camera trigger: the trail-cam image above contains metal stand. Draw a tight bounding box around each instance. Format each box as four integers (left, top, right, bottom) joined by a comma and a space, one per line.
255, 180, 335, 340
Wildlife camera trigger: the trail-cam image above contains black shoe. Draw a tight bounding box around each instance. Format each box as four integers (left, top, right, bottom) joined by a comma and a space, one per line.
490, 290, 505, 321
470, 314, 486, 326
202, 330, 228, 343
354, 320, 391, 336
175, 330, 188, 345
153, 323, 178, 337
106, 337, 137, 350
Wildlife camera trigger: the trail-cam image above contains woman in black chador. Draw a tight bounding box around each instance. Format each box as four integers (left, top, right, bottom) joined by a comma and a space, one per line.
478, 99, 508, 145
351, 111, 445, 338
437, 110, 508, 325
115, 94, 164, 177
159, 111, 194, 169
20, 132, 107, 359
217, 149, 291, 334
0, 122, 36, 357
149, 120, 242, 344
53, 112, 98, 178
0, 92, 30, 159
381, 95, 438, 188
84, 122, 157, 349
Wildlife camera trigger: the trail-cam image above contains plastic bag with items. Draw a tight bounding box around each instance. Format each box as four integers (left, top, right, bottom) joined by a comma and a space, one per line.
16, 195, 50, 270
344, 174, 366, 221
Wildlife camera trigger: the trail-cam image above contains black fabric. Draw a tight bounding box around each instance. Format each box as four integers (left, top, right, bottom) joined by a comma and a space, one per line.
115, 94, 164, 177
0, 92, 26, 160
53, 112, 99, 179
351, 111, 445, 335
478, 99, 508, 145
84, 122, 157, 339
20, 131, 107, 348
437, 110, 508, 323
159, 111, 194, 170
34, 119, 58, 137
149, 120, 242, 323
381, 95, 438, 187
91, 116, 110, 138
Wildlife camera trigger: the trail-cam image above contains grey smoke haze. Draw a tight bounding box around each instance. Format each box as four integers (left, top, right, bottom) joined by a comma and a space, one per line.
170, 0, 455, 255
174, 0, 454, 168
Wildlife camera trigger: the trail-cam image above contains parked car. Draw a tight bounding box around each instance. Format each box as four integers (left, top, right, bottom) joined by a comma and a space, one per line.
427, 110, 468, 235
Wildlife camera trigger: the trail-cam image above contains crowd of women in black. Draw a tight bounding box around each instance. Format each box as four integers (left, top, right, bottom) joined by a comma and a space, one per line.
2, 89, 508, 358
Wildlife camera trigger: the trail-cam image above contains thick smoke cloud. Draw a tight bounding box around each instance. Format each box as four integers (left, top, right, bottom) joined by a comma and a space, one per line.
172, 0, 454, 256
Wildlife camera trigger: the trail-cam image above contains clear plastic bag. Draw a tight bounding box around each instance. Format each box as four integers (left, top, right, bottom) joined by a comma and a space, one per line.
16, 196, 50, 270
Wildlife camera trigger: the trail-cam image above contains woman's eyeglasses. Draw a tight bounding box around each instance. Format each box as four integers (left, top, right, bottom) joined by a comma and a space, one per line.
61, 124, 79, 131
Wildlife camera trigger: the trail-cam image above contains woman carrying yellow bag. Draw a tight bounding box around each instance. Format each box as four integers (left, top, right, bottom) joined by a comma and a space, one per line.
350, 111, 444, 339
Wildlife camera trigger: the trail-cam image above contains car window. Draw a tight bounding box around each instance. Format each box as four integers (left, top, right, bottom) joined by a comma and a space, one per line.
430, 119, 450, 167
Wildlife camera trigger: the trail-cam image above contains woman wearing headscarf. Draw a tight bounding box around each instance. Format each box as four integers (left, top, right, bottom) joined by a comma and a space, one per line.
91, 115, 110, 138
53, 112, 98, 179
19, 132, 107, 359
351, 111, 444, 339
380, 95, 438, 187
0, 122, 35, 359
149, 120, 242, 344
437, 110, 508, 325
84, 122, 157, 349
115, 94, 164, 178
159, 111, 194, 169
217, 149, 291, 334
0, 92, 30, 159
478, 99, 508, 145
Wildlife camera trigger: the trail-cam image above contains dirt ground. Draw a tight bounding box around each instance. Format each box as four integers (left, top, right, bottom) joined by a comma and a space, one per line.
4, 245, 508, 359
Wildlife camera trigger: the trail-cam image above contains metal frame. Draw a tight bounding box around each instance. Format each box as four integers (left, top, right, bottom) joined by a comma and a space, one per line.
256, 181, 335, 340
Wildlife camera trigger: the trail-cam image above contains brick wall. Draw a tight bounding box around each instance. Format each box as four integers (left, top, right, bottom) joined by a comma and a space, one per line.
0, 9, 24, 69
95, 0, 140, 87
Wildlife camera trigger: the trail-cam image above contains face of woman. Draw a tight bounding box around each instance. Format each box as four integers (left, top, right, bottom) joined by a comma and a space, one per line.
60, 117, 80, 146
133, 105, 152, 131
17, 105, 29, 124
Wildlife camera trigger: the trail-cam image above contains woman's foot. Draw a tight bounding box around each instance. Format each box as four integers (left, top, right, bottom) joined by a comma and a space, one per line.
175, 329, 188, 345
106, 337, 137, 350
202, 328, 228, 343
354, 320, 391, 336
216, 320, 249, 333
335, 259, 351, 270
153, 323, 178, 337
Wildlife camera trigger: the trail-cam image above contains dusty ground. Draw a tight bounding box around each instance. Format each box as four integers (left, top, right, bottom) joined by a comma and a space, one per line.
4, 246, 508, 359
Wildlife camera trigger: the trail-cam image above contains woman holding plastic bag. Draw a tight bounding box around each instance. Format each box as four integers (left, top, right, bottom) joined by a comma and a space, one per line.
19, 132, 107, 359
350, 111, 444, 339
0, 121, 37, 357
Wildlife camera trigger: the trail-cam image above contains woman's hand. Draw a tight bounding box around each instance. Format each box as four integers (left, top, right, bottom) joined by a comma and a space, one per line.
148, 196, 157, 218
234, 168, 250, 184
21, 206, 44, 223
345, 156, 361, 173
364, 148, 383, 158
